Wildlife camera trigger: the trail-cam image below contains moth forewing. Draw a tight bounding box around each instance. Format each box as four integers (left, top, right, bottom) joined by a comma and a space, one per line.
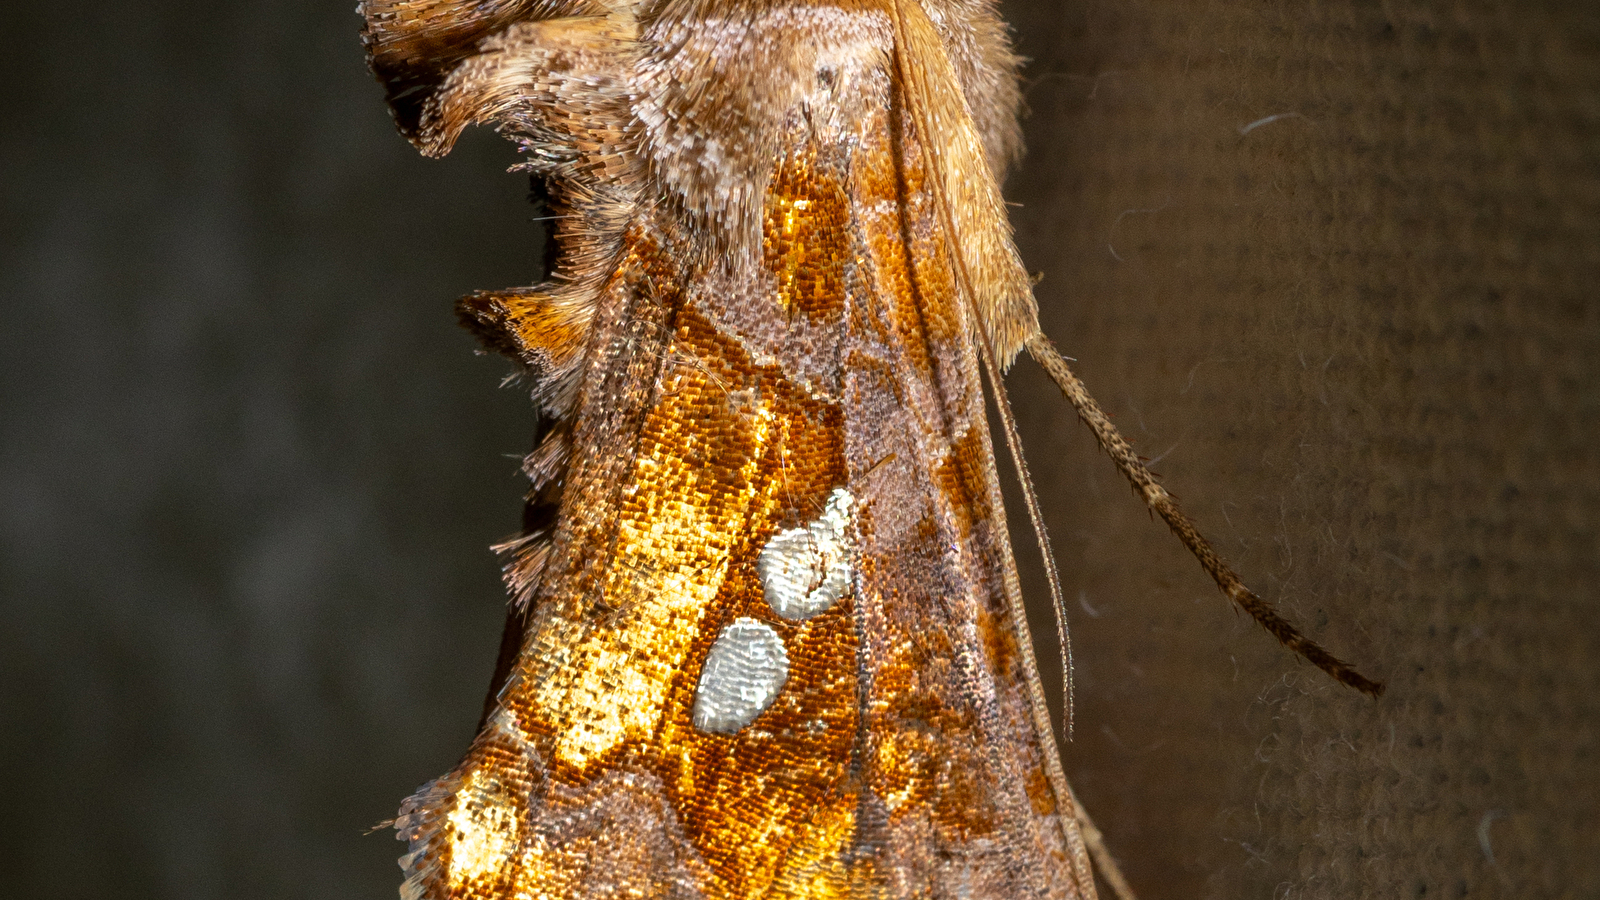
362, 0, 1382, 895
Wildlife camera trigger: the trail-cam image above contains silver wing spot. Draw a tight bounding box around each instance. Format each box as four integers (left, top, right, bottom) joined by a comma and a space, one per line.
691, 617, 789, 734
757, 487, 854, 621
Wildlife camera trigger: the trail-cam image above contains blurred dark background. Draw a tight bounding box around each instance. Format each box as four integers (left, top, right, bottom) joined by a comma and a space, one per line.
2, 2, 1595, 898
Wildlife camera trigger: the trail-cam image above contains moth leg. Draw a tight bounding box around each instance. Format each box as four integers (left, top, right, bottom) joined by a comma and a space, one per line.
1068, 786, 1138, 900
1025, 332, 1384, 697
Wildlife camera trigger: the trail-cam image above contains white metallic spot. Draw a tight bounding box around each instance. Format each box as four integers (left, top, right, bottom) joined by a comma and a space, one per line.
758, 487, 855, 621
692, 617, 789, 734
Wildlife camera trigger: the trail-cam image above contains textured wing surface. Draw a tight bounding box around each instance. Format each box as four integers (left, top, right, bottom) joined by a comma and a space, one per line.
360, 1, 1094, 898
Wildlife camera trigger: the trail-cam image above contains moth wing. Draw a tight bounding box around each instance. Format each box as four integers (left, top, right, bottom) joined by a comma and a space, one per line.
362, 1, 1097, 898
832, 9, 1097, 894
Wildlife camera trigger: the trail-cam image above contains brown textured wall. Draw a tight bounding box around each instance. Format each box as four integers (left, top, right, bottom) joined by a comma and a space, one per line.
1001, 1, 1599, 897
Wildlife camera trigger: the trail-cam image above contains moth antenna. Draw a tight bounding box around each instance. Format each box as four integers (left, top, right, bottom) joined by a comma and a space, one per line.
886, 3, 1097, 894
1025, 332, 1386, 697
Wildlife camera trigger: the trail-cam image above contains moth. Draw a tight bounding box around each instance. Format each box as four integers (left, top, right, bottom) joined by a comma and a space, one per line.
359, 1, 1381, 898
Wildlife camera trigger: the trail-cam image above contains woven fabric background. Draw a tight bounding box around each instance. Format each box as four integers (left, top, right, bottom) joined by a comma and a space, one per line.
1, 1, 1593, 898
1004, 2, 1599, 897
